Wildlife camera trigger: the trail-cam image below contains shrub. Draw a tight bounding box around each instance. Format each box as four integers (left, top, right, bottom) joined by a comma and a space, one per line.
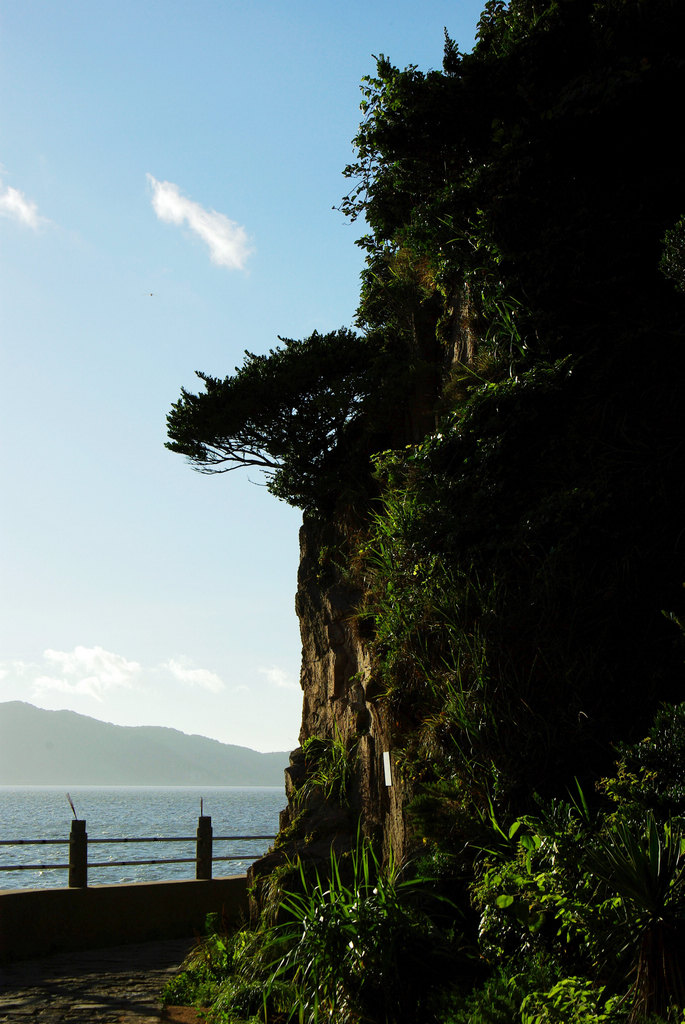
295, 731, 357, 807
520, 976, 624, 1024
660, 216, 685, 294
266, 836, 464, 1024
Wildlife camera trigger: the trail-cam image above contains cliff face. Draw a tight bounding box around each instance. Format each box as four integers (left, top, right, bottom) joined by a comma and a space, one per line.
292, 520, 408, 861
248, 518, 408, 904
248, 295, 484, 892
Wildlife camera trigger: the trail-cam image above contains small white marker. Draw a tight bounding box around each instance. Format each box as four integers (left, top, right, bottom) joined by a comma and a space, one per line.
383, 750, 392, 787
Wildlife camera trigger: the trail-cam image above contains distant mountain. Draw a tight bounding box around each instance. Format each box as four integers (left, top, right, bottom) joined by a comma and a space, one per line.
0, 702, 290, 786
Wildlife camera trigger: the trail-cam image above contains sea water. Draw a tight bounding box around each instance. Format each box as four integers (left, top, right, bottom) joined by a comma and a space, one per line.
0, 786, 285, 891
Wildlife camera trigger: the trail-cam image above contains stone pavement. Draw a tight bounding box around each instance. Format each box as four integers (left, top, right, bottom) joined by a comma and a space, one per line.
0, 938, 201, 1023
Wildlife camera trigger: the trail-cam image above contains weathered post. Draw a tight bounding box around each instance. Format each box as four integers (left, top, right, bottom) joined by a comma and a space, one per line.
68, 819, 88, 888
196, 815, 213, 880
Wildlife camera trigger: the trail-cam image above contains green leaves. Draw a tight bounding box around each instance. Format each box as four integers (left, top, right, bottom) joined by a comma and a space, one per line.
166, 328, 377, 510
587, 814, 685, 917
473, 793, 685, 1021
266, 838, 460, 1024
660, 214, 685, 293
582, 814, 685, 1017
520, 976, 622, 1024
295, 732, 357, 807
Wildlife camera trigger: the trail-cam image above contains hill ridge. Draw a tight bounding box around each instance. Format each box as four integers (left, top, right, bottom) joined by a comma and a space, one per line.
0, 701, 290, 786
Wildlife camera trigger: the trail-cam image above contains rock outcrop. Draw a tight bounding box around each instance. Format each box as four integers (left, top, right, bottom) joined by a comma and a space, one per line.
248, 517, 409, 908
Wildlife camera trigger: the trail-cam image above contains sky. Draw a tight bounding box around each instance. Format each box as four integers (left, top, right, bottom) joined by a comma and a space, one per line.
0, 0, 484, 753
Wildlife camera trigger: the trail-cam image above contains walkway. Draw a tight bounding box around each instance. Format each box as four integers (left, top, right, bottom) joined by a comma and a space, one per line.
0, 938, 200, 1023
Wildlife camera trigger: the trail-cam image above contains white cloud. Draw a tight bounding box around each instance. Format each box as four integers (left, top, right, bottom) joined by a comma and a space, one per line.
0, 182, 45, 229
0, 659, 37, 683
165, 658, 225, 694
147, 174, 252, 270
260, 665, 299, 691
33, 646, 141, 702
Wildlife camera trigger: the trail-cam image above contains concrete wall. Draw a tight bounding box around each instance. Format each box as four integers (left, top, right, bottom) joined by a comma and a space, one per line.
0, 875, 248, 961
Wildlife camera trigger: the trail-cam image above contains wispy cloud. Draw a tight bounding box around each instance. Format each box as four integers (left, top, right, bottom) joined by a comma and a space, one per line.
34, 646, 141, 702
260, 665, 299, 691
0, 180, 45, 229
0, 659, 37, 681
165, 657, 225, 694
0, 648, 227, 703
147, 174, 252, 270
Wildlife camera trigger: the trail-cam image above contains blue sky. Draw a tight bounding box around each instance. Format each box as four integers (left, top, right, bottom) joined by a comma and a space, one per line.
0, 0, 483, 752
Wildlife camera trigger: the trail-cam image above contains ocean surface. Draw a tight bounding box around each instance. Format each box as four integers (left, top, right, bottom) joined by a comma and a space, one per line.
0, 786, 285, 891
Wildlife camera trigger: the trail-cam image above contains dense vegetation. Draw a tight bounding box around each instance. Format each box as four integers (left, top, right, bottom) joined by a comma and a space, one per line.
166, 0, 685, 1020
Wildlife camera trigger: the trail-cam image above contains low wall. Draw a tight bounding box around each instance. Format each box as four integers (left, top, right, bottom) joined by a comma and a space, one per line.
0, 875, 248, 961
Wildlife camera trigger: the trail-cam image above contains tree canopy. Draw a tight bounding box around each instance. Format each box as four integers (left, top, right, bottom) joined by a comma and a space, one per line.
344, 0, 685, 354
166, 329, 385, 511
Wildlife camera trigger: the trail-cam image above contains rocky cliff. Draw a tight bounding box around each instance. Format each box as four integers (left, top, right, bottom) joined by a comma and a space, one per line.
248, 517, 409, 908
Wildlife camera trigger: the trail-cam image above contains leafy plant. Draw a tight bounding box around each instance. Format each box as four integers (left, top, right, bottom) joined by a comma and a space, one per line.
601, 705, 685, 820
265, 836, 462, 1024
472, 792, 685, 1023
162, 921, 242, 1009
163, 921, 296, 1023
444, 960, 561, 1024
520, 976, 624, 1024
295, 731, 357, 808
660, 215, 685, 294
584, 814, 685, 1022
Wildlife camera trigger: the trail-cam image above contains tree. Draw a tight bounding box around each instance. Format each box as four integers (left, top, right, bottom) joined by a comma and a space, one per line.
166, 329, 382, 511
343, 0, 685, 357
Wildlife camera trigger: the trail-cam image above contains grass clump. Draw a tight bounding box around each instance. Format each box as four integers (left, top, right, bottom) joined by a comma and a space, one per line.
163, 835, 465, 1024
295, 730, 357, 808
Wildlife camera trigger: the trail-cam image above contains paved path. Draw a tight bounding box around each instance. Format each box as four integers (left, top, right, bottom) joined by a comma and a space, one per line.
0, 939, 200, 1023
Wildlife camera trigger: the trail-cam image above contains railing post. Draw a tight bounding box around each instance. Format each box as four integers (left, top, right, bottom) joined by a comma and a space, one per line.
196, 815, 213, 879
69, 819, 88, 888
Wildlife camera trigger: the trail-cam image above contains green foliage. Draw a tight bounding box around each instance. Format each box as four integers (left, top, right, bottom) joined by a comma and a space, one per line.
162, 970, 213, 1009
266, 837, 463, 1024
520, 976, 624, 1024
344, 0, 685, 358
163, 920, 296, 1023
471, 790, 685, 1023
356, 364, 587, 806
166, 329, 382, 511
601, 705, 685, 819
443, 960, 567, 1024
472, 797, 588, 965
356, 325, 685, 825
162, 922, 245, 1010
584, 815, 685, 1021
660, 216, 685, 294
295, 731, 357, 807
165, 839, 464, 1024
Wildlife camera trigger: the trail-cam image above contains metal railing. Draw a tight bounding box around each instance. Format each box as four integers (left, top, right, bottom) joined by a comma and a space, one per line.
0, 815, 275, 888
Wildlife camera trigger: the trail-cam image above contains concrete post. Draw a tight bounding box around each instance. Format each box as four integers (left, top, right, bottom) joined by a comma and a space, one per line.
196, 815, 213, 880
68, 819, 88, 888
